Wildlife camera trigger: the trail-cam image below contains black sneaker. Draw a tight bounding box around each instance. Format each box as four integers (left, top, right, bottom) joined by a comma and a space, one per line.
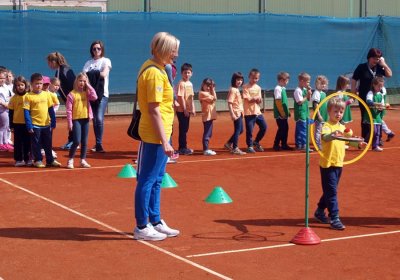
273, 145, 281, 151
281, 145, 294, 151
330, 218, 346, 230
92, 145, 106, 153
178, 148, 193, 155
387, 132, 395, 142
314, 208, 329, 224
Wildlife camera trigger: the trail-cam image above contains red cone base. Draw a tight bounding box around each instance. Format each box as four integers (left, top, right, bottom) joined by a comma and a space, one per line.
291, 227, 321, 245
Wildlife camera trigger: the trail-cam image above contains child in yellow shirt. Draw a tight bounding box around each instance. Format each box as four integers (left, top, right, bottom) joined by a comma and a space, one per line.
23, 73, 61, 168
66, 73, 97, 169
314, 97, 366, 230
8, 76, 31, 166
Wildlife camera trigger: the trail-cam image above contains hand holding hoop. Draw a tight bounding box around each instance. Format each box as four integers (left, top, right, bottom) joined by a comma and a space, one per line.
310, 92, 373, 165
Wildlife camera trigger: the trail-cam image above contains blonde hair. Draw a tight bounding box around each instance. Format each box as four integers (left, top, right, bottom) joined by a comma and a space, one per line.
315, 75, 328, 88
327, 97, 346, 111
50, 77, 60, 85
151, 32, 180, 62
73, 72, 90, 91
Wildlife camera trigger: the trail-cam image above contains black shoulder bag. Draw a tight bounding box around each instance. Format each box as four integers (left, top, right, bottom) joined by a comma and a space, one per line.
127, 65, 161, 140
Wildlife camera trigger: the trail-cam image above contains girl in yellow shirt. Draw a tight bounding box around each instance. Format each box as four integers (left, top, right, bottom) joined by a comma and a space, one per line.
66, 73, 97, 169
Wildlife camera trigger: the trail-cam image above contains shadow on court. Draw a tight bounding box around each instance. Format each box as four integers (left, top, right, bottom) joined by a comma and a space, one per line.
214, 217, 400, 232
0, 227, 132, 241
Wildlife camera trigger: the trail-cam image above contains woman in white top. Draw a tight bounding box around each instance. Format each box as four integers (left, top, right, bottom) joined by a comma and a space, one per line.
83, 40, 112, 153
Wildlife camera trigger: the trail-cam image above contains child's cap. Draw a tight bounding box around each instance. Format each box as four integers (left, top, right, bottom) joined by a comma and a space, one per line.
42, 76, 51, 85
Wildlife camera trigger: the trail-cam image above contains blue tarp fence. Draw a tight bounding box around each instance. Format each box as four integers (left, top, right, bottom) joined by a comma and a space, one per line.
0, 11, 399, 94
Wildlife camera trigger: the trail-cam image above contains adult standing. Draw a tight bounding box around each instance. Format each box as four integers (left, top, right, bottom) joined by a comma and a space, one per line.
83, 40, 112, 153
133, 32, 180, 241
351, 48, 392, 139
47, 52, 76, 149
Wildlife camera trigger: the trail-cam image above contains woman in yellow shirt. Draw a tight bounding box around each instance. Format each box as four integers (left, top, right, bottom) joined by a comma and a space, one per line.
133, 32, 180, 242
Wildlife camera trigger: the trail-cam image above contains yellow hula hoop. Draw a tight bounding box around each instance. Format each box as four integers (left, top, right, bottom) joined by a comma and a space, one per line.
310, 92, 373, 165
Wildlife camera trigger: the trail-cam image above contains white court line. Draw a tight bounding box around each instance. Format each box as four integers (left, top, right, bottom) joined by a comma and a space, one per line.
186, 230, 400, 258
0, 152, 309, 176
0, 178, 232, 280
1, 145, 399, 176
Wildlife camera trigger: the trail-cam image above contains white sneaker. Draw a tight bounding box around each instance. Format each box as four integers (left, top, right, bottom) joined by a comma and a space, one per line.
67, 159, 74, 169
373, 147, 383, 152
15, 160, 26, 167
153, 219, 180, 237
203, 149, 217, 156
167, 157, 177, 164
80, 159, 91, 168
133, 223, 167, 241
52, 150, 57, 159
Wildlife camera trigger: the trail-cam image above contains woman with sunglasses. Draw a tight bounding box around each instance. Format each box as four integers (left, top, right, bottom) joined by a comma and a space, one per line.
83, 40, 112, 153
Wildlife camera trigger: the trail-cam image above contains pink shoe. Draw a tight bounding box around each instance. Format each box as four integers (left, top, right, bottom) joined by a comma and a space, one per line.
5, 144, 14, 151
0, 144, 8, 151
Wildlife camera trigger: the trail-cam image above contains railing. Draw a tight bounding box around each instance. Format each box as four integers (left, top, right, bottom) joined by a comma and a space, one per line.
0, 0, 108, 12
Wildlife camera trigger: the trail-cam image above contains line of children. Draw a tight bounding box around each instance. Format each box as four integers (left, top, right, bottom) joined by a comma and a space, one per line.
199, 78, 217, 155
66, 72, 98, 168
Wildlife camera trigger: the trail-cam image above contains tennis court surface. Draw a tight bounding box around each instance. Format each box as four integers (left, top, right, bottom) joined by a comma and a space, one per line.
1, 110, 399, 279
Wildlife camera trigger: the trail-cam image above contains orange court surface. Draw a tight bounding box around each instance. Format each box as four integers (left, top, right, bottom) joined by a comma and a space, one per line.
0, 108, 399, 279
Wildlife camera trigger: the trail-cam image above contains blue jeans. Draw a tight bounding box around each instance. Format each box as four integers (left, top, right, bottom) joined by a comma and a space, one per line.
295, 120, 307, 148
135, 142, 168, 226
69, 119, 89, 159
227, 115, 244, 149
176, 111, 190, 150
202, 120, 214, 151
318, 166, 342, 218
274, 118, 289, 147
30, 126, 53, 163
245, 114, 267, 147
91, 96, 108, 147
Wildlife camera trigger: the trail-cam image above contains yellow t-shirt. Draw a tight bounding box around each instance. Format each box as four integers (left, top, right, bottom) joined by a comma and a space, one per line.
8, 94, 26, 124
23, 91, 53, 126
137, 60, 174, 144
176, 80, 194, 113
320, 121, 345, 168
50, 92, 60, 105
242, 83, 262, 116
70, 90, 89, 120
